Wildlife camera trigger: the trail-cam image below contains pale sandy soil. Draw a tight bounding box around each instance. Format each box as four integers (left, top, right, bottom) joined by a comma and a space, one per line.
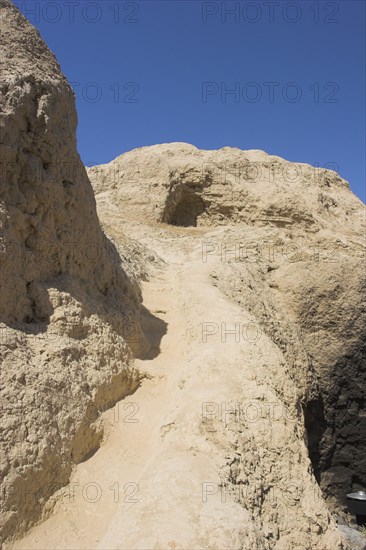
10, 229, 256, 549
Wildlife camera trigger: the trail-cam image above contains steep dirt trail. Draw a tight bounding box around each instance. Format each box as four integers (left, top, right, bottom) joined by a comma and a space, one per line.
10, 228, 339, 550
11, 231, 258, 549
10, 252, 186, 549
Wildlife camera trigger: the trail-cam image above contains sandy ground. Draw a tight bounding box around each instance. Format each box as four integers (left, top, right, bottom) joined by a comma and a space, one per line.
9, 226, 365, 550
10, 229, 254, 549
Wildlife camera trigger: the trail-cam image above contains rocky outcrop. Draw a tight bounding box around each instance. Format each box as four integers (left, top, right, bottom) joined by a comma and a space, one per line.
0, 0, 153, 543
88, 143, 366, 517
87, 142, 364, 233
212, 223, 366, 513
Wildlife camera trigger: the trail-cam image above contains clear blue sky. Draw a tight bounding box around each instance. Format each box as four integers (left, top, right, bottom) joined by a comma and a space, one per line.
15, 0, 365, 201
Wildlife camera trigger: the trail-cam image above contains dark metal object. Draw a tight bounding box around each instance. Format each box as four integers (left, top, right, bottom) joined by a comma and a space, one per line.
347, 490, 366, 525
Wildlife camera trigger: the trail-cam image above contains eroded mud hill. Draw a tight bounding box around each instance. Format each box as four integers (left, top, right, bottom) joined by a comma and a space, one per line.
88, 142, 366, 515
1, 0, 365, 548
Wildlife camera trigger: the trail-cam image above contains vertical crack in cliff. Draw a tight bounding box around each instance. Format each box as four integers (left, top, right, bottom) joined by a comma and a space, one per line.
304, 395, 327, 484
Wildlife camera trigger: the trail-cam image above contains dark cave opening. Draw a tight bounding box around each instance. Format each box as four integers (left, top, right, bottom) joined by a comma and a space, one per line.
162, 185, 207, 227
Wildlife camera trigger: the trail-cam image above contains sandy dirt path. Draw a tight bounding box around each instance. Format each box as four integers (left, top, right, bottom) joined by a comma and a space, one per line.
10, 230, 292, 550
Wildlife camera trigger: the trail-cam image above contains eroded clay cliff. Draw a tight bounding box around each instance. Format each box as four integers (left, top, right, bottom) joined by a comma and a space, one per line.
0, 0, 153, 542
